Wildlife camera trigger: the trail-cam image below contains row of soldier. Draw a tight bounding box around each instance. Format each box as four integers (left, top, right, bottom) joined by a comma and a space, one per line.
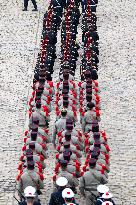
16, 0, 57, 204
50, 0, 115, 205
15, 0, 116, 205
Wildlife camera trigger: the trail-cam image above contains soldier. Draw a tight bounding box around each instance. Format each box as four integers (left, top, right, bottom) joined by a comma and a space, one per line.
96, 185, 109, 205
53, 108, 67, 147
19, 148, 46, 170
62, 188, 78, 205
57, 149, 80, 164
79, 159, 108, 205
60, 131, 84, 151
17, 161, 44, 197
26, 132, 44, 146
29, 100, 49, 128
55, 151, 81, 177
23, 0, 38, 11
55, 160, 79, 192
82, 102, 100, 132
19, 186, 41, 205
49, 177, 68, 205
23, 141, 47, 159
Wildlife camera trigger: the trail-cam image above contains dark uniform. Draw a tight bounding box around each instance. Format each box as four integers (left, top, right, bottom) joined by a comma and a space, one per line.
23, 0, 37, 11
49, 189, 65, 205
19, 201, 41, 205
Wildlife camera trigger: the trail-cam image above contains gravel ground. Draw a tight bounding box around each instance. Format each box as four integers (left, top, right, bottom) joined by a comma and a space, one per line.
0, 0, 136, 204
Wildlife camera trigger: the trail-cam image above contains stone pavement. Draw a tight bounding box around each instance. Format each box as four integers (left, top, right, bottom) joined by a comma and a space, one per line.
0, 0, 136, 204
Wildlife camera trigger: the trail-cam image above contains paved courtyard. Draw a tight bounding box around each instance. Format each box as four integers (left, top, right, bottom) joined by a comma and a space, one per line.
0, 0, 136, 204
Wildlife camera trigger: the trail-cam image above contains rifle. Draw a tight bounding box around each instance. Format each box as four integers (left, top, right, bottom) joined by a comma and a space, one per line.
16, 188, 26, 201
13, 195, 21, 204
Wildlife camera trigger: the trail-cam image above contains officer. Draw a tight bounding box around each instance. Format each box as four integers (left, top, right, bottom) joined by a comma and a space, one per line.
23, 0, 38, 11
49, 177, 68, 205
96, 185, 109, 205
62, 188, 78, 205
17, 161, 44, 196
79, 159, 108, 205
19, 186, 41, 205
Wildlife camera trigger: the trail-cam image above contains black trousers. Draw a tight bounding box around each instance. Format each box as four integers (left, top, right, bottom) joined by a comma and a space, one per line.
24, 0, 37, 9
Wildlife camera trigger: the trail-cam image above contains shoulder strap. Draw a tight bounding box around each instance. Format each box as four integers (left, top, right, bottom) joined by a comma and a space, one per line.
27, 171, 40, 189
97, 198, 104, 202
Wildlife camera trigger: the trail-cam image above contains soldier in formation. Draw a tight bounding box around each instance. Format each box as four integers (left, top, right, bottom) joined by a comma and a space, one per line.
16, 0, 116, 205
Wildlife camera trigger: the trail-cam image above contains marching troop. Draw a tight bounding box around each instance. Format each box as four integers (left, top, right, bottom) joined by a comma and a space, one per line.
16, 0, 116, 205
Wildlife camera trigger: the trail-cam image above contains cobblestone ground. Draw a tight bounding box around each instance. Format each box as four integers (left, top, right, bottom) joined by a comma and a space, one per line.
0, 0, 136, 205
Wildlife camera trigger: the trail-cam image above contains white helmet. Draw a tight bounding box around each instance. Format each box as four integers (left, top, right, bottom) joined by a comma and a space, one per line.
62, 188, 74, 198
24, 186, 36, 197
56, 177, 68, 187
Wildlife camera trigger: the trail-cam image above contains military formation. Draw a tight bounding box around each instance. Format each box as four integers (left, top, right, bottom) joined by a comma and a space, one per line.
15, 0, 116, 205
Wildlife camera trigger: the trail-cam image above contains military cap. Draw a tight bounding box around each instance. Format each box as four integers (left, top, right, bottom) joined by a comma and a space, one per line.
85, 70, 91, 78
87, 102, 95, 109
66, 124, 73, 131
63, 95, 69, 101
62, 188, 74, 198
102, 202, 113, 205
85, 94, 92, 102
27, 161, 35, 169
97, 185, 109, 193
29, 123, 38, 130
36, 90, 43, 96
59, 159, 68, 166
63, 100, 69, 108
24, 186, 36, 198
31, 132, 37, 141
86, 89, 92, 94
89, 158, 97, 167
93, 133, 100, 140
29, 142, 35, 150
56, 177, 68, 187
92, 147, 100, 154
26, 148, 33, 156
92, 124, 99, 132
102, 192, 113, 199
62, 89, 69, 94
26, 155, 33, 162
94, 140, 101, 147
63, 141, 70, 149
39, 77, 45, 83
91, 151, 99, 159
66, 118, 73, 125
32, 116, 39, 124
38, 85, 44, 91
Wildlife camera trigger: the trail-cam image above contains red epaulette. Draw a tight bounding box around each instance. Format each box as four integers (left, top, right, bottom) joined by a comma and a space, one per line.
18, 163, 22, 170
24, 138, 27, 143
53, 174, 56, 181
24, 130, 28, 136
56, 153, 59, 159
22, 145, 26, 151
83, 165, 87, 172
39, 155, 44, 161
